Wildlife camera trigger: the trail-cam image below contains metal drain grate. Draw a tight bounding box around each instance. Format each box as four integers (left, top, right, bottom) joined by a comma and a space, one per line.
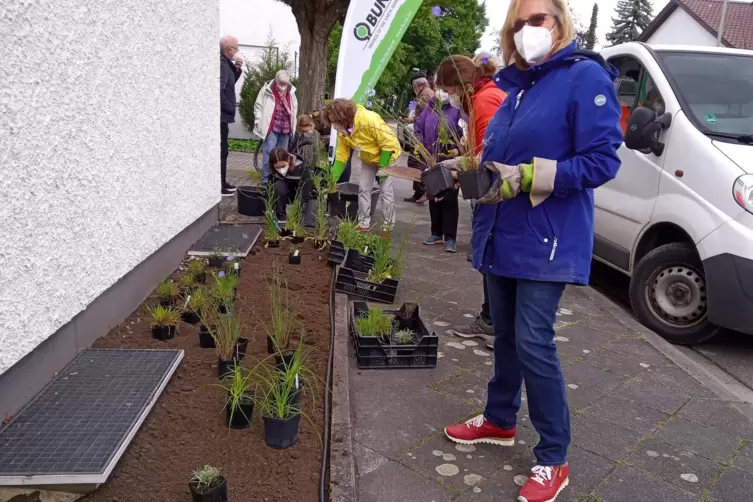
0, 349, 183, 486
187, 224, 262, 257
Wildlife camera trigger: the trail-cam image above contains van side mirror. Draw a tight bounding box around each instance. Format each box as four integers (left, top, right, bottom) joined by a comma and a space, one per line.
625, 107, 672, 156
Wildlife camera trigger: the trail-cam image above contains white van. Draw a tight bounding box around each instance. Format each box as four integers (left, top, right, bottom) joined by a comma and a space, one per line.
594, 42, 753, 345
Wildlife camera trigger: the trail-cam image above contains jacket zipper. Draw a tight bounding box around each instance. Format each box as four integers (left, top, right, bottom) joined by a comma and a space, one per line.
542, 206, 558, 261
549, 237, 558, 261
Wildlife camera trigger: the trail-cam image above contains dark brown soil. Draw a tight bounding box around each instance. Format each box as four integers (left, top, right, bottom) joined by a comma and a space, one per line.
82, 240, 332, 502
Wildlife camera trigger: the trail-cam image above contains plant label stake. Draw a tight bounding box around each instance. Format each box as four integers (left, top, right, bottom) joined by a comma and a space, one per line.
184, 295, 191, 309
295, 373, 299, 390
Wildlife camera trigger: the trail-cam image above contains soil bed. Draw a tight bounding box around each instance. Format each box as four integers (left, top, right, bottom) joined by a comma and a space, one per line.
82, 240, 332, 502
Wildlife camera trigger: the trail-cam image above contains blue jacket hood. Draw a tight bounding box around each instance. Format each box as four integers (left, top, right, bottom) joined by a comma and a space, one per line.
494, 42, 619, 92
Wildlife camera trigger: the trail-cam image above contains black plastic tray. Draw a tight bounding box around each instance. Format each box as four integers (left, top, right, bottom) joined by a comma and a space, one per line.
349, 302, 438, 369
335, 250, 397, 303
327, 240, 346, 266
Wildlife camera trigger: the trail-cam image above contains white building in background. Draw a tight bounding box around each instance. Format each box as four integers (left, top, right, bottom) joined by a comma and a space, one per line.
0, 0, 219, 417
220, 0, 300, 139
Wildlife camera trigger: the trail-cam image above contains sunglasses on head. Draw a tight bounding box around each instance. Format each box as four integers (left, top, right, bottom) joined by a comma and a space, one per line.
513, 13, 554, 33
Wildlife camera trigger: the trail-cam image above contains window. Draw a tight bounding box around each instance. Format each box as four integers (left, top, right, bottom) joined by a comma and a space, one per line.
609, 56, 666, 135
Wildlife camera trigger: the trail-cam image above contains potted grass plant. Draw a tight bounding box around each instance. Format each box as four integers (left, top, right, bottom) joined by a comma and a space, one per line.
182, 285, 209, 325
215, 364, 259, 429
260, 362, 307, 449
263, 189, 281, 247
198, 322, 216, 349
285, 191, 306, 244
188, 465, 228, 502
204, 311, 241, 378
265, 264, 295, 360
156, 279, 177, 307
365, 230, 408, 284
224, 255, 241, 278
288, 247, 302, 265
186, 260, 207, 285
180, 273, 199, 297
207, 249, 225, 269
148, 304, 180, 341
354, 307, 393, 341
212, 271, 238, 314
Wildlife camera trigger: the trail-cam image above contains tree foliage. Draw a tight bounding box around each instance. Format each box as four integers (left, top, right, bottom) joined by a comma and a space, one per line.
570, 6, 588, 48
586, 3, 599, 50
238, 33, 296, 136
327, 0, 487, 111
606, 0, 654, 46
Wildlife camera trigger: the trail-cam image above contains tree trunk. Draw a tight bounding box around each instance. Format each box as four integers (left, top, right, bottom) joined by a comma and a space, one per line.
289, 0, 348, 114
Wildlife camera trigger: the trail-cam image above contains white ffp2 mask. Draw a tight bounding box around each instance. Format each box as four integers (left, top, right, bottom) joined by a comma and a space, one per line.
448, 94, 462, 109
514, 25, 554, 64
278, 167, 289, 177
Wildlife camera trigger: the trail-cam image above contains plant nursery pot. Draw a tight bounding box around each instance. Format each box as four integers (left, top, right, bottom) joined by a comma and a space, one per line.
288, 380, 304, 409
281, 229, 293, 238
218, 359, 235, 378
194, 271, 207, 284
181, 311, 201, 325
234, 337, 249, 361
457, 168, 493, 200
226, 395, 254, 429
274, 350, 296, 371
159, 298, 173, 308
291, 234, 304, 244
288, 250, 302, 265
151, 325, 176, 341
421, 165, 455, 198
266, 335, 276, 354
199, 325, 216, 348
263, 414, 301, 449
189, 476, 228, 502
237, 186, 266, 217
208, 257, 225, 269
267, 240, 280, 248
218, 302, 231, 314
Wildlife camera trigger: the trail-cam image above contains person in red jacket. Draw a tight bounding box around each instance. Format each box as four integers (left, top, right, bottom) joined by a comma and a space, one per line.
435, 53, 507, 347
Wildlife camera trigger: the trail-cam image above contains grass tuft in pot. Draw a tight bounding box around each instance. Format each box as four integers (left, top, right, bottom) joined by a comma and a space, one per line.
337, 217, 379, 253
188, 465, 227, 502
182, 285, 209, 325
285, 190, 306, 242
214, 363, 262, 429
156, 279, 177, 307
212, 270, 238, 313
186, 260, 207, 284
224, 255, 241, 278
263, 189, 281, 246
207, 249, 225, 269
312, 173, 331, 250
201, 308, 241, 377
355, 307, 392, 339
266, 262, 295, 353
148, 304, 180, 341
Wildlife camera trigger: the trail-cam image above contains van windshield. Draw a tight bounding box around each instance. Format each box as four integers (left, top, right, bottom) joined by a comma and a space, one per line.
657, 51, 753, 142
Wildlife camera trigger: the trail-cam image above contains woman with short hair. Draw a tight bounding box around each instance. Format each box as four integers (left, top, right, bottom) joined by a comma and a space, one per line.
442, 1, 623, 501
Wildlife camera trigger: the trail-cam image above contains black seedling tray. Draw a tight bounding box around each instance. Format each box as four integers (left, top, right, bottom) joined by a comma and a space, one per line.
335, 250, 397, 304
328, 240, 346, 266
349, 301, 438, 369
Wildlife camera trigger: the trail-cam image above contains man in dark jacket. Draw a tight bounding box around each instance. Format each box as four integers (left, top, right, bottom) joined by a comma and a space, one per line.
220, 35, 243, 196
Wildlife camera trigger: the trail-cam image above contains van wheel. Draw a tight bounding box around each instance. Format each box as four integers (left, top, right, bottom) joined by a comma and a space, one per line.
629, 242, 721, 345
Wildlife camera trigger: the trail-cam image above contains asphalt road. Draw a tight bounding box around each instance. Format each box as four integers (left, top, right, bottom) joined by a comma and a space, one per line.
589, 260, 753, 391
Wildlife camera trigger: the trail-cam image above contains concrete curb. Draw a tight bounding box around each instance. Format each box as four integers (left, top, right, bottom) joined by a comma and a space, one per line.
580, 286, 753, 421
329, 292, 357, 502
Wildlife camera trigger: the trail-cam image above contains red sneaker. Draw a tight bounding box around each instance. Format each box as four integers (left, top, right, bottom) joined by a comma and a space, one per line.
444, 414, 515, 446
517, 464, 569, 502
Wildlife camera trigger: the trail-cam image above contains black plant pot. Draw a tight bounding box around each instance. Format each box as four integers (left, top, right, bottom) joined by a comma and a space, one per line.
152, 325, 176, 341
291, 235, 304, 244
218, 302, 232, 314
234, 337, 248, 361
281, 229, 293, 238
218, 359, 235, 378
266, 335, 276, 354
263, 414, 301, 449
237, 186, 265, 216
288, 251, 302, 265
457, 168, 493, 200
159, 298, 173, 308
199, 325, 216, 348
194, 271, 207, 284
189, 476, 228, 502
421, 165, 456, 198
288, 380, 304, 409
267, 240, 280, 248
226, 395, 254, 429
182, 311, 201, 325
274, 350, 296, 371
208, 256, 225, 268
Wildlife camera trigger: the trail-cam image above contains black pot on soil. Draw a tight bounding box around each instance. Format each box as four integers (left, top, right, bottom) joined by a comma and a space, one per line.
280, 229, 293, 238
199, 325, 216, 348
289, 250, 302, 265
226, 395, 254, 429
421, 165, 456, 198
291, 233, 304, 244
266, 335, 276, 354
218, 359, 235, 378
159, 298, 173, 308
218, 302, 232, 314
237, 186, 266, 217
457, 168, 493, 200
274, 350, 296, 371
189, 476, 228, 502
234, 337, 248, 361
152, 325, 176, 341
208, 257, 225, 269
194, 271, 207, 284
267, 240, 280, 248
263, 414, 301, 449
182, 310, 201, 325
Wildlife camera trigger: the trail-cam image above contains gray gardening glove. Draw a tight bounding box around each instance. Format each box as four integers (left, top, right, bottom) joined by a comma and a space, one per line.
476, 162, 522, 205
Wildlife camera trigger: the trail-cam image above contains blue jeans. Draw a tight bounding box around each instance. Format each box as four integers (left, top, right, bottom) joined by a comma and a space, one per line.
484, 274, 570, 466
262, 131, 291, 183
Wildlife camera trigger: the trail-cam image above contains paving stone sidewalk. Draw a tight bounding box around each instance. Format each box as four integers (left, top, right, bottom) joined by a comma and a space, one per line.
223, 151, 753, 501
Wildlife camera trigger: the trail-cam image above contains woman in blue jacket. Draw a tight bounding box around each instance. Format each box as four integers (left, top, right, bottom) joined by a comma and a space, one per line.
443, 1, 623, 501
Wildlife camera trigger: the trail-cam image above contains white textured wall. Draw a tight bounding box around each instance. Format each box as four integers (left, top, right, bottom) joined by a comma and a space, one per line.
0, 0, 219, 374
646, 7, 719, 47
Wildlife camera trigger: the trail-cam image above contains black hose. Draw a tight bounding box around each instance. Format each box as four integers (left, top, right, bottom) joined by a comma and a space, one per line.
320, 267, 336, 502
